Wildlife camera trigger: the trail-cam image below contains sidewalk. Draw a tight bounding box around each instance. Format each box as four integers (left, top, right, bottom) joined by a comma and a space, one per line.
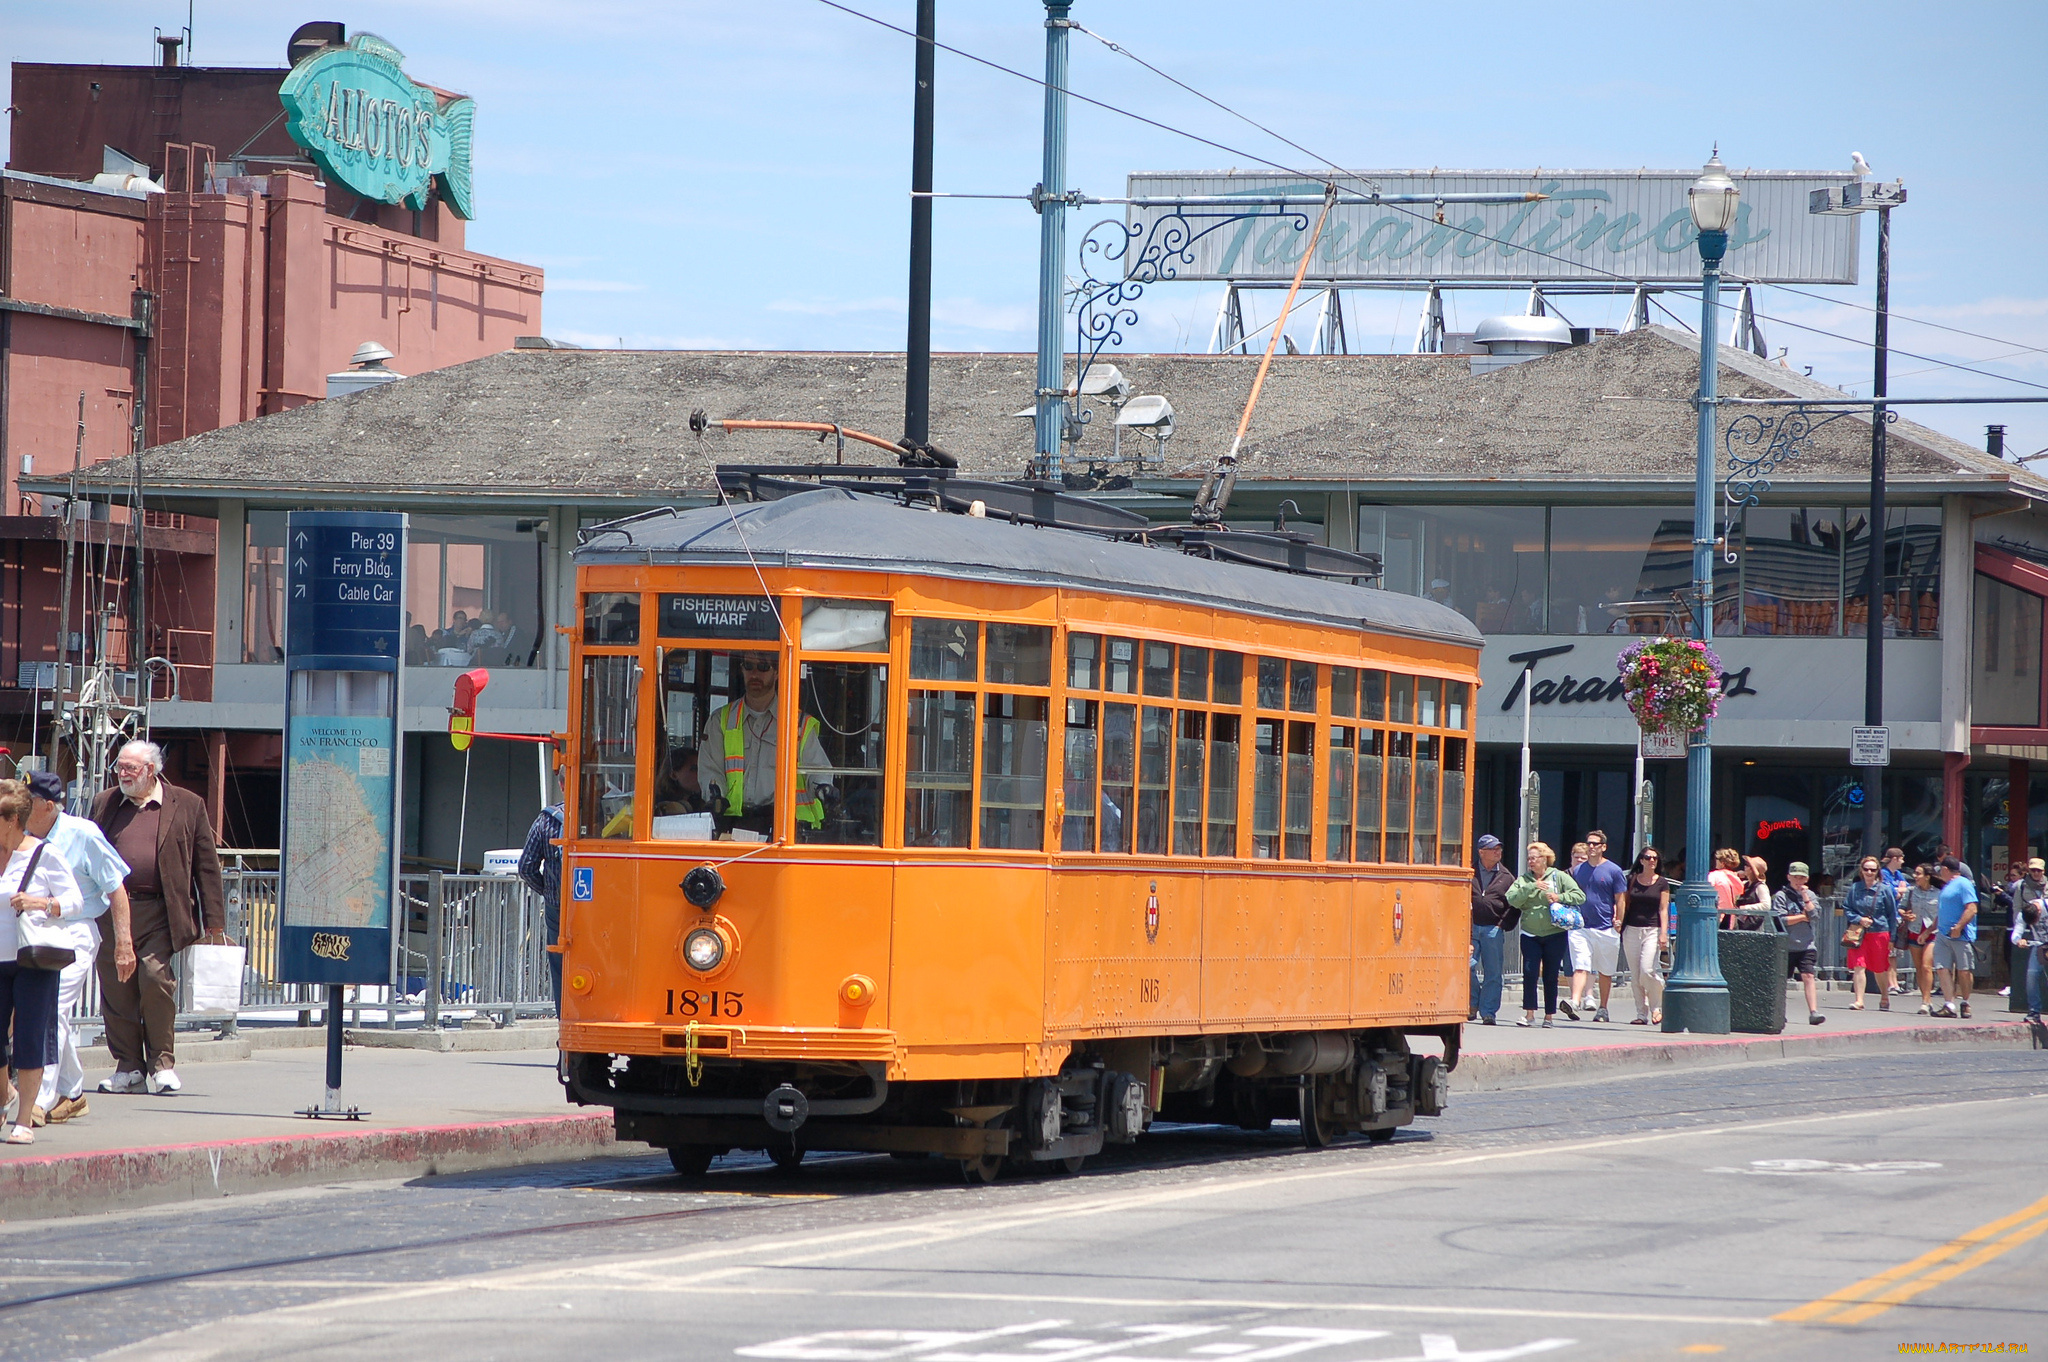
1452, 980, 2037, 1089
1, 1038, 610, 1222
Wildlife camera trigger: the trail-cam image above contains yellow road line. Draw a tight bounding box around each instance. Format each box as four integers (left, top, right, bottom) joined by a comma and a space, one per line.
1775, 1190, 2048, 1325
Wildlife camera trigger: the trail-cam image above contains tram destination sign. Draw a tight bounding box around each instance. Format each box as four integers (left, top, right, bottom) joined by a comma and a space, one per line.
279, 511, 406, 986
658, 593, 781, 641
1125, 169, 1861, 284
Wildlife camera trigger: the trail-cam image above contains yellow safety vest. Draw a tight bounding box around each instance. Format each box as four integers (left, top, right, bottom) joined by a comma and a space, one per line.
721, 701, 824, 828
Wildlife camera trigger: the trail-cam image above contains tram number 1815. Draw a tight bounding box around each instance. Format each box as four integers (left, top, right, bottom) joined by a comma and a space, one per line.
666, 989, 745, 1018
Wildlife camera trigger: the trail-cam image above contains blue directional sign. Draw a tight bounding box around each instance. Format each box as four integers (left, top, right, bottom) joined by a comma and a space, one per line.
279, 511, 407, 986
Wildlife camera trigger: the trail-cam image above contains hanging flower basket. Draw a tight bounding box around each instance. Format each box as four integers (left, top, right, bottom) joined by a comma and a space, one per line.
1615, 636, 1723, 738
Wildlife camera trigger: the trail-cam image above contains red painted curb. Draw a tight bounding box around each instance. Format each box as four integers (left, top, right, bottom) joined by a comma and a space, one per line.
0, 1113, 616, 1222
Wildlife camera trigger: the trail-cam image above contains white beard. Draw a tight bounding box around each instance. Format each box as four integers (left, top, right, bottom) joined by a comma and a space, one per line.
118, 774, 153, 800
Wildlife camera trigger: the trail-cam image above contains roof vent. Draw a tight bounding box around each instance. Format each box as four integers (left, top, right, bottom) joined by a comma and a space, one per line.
1468, 314, 1573, 376
326, 342, 402, 398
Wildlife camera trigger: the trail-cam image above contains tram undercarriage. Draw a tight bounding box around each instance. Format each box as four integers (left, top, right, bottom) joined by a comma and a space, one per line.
571, 1025, 1459, 1182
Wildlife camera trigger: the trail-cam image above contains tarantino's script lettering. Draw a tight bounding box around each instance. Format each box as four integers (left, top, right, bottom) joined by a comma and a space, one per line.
1497, 642, 1758, 713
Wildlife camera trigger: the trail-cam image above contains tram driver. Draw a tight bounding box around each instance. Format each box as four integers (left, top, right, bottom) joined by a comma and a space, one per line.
695, 652, 832, 837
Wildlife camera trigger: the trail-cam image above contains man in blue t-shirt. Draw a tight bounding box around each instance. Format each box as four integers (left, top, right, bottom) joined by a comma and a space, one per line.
1564, 829, 1629, 1022
1932, 856, 1980, 1020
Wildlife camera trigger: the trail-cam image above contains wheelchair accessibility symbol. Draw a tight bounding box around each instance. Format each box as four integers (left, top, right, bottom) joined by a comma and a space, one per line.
571, 867, 594, 901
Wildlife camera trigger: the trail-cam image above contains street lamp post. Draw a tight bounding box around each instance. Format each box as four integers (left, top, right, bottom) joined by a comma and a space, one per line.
1663, 150, 1739, 1035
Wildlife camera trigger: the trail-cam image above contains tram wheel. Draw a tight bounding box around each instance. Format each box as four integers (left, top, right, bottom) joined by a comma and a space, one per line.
959, 1154, 1003, 1185
768, 1145, 806, 1171
668, 1144, 717, 1176
1298, 1078, 1334, 1150
1058, 1154, 1087, 1175
1366, 1126, 1397, 1144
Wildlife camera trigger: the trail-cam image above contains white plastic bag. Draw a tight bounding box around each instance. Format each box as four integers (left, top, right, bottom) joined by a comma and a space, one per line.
189, 943, 246, 1014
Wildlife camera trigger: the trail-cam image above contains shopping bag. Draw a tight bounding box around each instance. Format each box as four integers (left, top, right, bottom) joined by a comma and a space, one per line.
189, 942, 246, 1014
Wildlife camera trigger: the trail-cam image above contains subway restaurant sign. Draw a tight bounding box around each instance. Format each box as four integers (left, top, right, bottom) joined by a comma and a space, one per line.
279, 33, 474, 219
1126, 170, 1862, 284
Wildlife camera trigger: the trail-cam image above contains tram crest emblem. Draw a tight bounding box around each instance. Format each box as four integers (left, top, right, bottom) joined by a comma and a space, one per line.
1392, 892, 1405, 943
1145, 883, 1160, 943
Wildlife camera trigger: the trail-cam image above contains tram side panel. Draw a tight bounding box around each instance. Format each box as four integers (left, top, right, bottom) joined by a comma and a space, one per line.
889, 862, 1052, 1077
1350, 874, 1463, 1027
1199, 869, 1352, 1031
1043, 865, 1205, 1040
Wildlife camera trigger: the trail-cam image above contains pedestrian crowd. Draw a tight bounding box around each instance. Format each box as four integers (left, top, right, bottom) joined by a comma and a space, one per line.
1469, 832, 1999, 1032
1, 741, 226, 1146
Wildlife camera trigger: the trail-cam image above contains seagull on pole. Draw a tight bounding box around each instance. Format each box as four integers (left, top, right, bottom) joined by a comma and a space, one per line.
1850, 152, 1873, 179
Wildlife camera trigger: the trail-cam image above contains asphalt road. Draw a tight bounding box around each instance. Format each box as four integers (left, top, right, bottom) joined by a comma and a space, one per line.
4, 1049, 2046, 1362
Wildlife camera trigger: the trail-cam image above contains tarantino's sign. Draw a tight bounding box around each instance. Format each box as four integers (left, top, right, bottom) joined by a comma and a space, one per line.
1496, 642, 1758, 713
279, 33, 474, 218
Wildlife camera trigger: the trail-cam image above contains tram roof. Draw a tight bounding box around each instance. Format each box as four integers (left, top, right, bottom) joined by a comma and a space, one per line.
575, 488, 1482, 648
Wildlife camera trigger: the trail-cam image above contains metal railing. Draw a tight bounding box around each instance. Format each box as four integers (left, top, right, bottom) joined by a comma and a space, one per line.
61, 869, 556, 1038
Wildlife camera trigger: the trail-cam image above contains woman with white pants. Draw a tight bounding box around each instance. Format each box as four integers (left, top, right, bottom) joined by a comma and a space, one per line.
1620, 847, 1672, 1025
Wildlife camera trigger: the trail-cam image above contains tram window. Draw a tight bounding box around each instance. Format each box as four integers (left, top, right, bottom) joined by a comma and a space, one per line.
798, 661, 886, 845
1207, 714, 1240, 857
1325, 727, 1354, 862
981, 693, 1049, 850
1212, 651, 1244, 707
1386, 730, 1414, 862
1389, 674, 1415, 726
906, 690, 975, 847
1142, 642, 1175, 697
582, 593, 639, 646
1417, 677, 1440, 728
1136, 706, 1172, 855
1355, 729, 1384, 862
1288, 660, 1317, 714
1256, 657, 1285, 710
1172, 711, 1206, 856
911, 619, 978, 682
1361, 669, 1387, 722
1331, 667, 1358, 719
1105, 638, 1138, 694
1067, 632, 1101, 691
1061, 699, 1098, 851
1176, 647, 1208, 701
986, 623, 1053, 687
578, 654, 641, 839
1413, 733, 1440, 864
1284, 721, 1315, 859
1445, 680, 1469, 731
801, 598, 889, 653
651, 648, 741, 841
1440, 737, 1469, 866
1100, 703, 1136, 852
1251, 719, 1282, 858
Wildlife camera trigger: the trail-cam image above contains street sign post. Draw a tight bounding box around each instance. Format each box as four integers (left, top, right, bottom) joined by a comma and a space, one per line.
279, 511, 406, 1117
1851, 726, 1892, 767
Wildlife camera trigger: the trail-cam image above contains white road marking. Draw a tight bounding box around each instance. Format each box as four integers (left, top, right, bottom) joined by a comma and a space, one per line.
734, 1325, 1570, 1362
1706, 1158, 1944, 1176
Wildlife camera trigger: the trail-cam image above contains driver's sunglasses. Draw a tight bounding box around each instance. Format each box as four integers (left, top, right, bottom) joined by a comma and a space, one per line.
737, 658, 775, 673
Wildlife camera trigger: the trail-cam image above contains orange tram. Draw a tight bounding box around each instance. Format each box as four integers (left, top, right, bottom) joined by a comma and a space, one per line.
559, 471, 1483, 1181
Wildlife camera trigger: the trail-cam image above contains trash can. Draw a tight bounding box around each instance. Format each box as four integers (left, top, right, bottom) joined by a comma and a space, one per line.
1720, 926, 1789, 1034
2012, 939, 2037, 1015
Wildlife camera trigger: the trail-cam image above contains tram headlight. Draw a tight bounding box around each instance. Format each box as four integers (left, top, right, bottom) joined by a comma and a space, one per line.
683, 926, 726, 973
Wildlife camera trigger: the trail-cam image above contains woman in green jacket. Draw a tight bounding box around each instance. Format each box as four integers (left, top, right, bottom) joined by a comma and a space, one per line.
1506, 841, 1586, 1028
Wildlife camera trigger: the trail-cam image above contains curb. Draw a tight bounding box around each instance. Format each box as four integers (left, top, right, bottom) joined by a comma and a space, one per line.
344, 1024, 560, 1052
0, 1113, 616, 1223
1453, 1019, 2033, 1091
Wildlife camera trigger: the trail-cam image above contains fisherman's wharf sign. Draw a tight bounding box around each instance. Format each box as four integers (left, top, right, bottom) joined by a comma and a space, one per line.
279, 33, 474, 219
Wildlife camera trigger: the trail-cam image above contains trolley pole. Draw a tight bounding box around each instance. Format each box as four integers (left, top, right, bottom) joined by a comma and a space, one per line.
1031, 0, 1073, 481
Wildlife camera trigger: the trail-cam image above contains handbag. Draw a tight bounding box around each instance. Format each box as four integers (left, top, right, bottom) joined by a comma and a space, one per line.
12, 843, 77, 971
1841, 921, 1866, 948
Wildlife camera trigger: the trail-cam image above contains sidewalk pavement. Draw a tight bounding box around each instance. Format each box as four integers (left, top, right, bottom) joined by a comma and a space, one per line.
2, 989, 2036, 1222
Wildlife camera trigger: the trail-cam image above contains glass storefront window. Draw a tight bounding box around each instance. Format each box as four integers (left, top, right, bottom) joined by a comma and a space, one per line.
1973, 573, 2043, 728
1361, 505, 1544, 633
1549, 507, 1693, 637
1847, 508, 1942, 639
1741, 507, 1847, 636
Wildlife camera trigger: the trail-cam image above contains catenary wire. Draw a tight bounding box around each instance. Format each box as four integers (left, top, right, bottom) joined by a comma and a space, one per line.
815, 0, 2048, 396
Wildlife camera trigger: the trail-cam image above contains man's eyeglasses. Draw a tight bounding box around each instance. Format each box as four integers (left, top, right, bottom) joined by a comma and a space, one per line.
114, 762, 150, 774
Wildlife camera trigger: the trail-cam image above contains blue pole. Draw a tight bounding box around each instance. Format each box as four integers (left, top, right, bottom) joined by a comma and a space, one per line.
1032, 1, 1072, 481
1663, 226, 1732, 1034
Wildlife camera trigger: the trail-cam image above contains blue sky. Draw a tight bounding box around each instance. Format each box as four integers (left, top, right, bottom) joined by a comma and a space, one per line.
8, 1, 2046, 456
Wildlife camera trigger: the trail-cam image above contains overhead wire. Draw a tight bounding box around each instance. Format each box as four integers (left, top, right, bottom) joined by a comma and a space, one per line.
816, 0, 2048, 398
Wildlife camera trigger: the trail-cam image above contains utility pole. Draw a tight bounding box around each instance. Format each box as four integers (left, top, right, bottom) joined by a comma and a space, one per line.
1861, 202, 1892, 859
1031, 0, 1073, 482
902, 0, 935, 448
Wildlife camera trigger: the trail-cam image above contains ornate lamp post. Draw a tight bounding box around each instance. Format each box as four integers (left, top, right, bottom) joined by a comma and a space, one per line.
1662, 150, 1739, 1035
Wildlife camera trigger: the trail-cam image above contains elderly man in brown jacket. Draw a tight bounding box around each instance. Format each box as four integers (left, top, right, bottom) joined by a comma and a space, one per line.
91, 740, 227, 1095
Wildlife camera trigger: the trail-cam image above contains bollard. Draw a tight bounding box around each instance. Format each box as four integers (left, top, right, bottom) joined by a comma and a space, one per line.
427, 869, 445, 1030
